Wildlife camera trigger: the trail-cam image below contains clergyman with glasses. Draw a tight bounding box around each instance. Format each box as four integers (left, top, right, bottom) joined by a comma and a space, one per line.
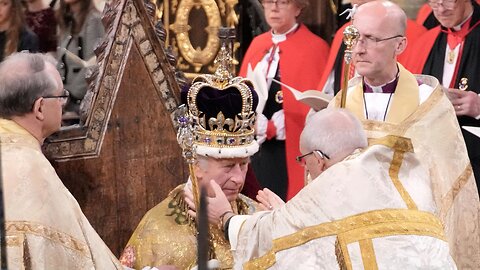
0, 52, 126, 269
187, 108, 456, 269
316, 0, 426, 96
238, 0, 330, 201
329, 1, 480, 267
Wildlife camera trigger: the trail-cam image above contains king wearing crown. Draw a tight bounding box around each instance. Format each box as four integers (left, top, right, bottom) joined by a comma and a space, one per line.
119, 45, 259, 270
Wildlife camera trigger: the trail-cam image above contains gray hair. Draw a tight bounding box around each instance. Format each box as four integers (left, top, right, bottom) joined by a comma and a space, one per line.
300, 109, 367, 160
0, 52, 58, 118
195, 155, 211, 171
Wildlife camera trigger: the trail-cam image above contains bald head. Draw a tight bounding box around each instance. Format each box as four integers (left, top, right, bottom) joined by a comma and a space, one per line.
354, 0, 407, 36
351, 0, 374, 6
351, 0, 408, 86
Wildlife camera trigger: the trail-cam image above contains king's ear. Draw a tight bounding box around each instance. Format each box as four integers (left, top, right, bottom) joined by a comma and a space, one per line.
33, 98, 46, 121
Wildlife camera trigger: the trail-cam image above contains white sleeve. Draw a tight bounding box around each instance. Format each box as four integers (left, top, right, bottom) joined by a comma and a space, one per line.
228, 215, 251, 251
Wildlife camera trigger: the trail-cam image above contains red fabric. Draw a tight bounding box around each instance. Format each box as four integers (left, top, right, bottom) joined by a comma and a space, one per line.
402, 27, 442, 74
316, 23, 349, 92
266, 120, 277, 140
444, 18, 480, 88
416, 4, 433, 26
239, 24, 330, 200
398, 20, 427, 64
446, 17, 474, 49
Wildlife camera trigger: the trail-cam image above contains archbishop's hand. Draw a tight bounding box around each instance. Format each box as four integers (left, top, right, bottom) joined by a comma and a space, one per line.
185, 180, 233, 225
256, 188, 285, 211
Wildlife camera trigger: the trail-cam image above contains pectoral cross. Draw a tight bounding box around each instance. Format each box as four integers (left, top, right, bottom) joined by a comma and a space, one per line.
447, 49, 456, 65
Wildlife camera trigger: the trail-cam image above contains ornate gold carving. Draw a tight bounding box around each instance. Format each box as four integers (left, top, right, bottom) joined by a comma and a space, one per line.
170, 0, 221, 73
159, 0, 240, 77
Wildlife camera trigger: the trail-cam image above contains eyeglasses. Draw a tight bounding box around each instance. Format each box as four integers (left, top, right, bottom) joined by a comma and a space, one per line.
295, 150, 330, 166
427, 0, 457, 10
261, 0, 291, 9
42, 89, 70, 105
354, 34, 403, 49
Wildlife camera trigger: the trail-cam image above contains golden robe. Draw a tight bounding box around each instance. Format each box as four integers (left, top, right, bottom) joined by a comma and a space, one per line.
331, 64, 480, 268
0, 119, 123, 269
120, 184, 257, 270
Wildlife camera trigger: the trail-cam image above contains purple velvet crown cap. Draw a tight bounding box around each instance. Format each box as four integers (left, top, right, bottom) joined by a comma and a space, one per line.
195, 85, 258, 130
181, 81, 258, 128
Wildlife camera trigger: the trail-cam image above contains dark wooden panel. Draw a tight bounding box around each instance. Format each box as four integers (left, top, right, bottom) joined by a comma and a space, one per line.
54, 42, 186, 256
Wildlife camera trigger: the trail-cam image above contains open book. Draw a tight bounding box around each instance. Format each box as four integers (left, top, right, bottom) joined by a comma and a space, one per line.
272, 79, 332, 111
463, 126, 480, 138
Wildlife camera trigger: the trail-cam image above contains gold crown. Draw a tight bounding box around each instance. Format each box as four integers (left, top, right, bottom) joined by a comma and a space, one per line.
185, 45, 258, 157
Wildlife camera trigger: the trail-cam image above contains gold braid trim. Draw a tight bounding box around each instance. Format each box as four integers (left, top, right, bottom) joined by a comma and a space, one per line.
335, 234, 352, 270
244, 209, 446, 270
439, 164, 473, 221
368, 135, 414, 153
358, 239, 378, 270
6, 221, 91, 257
389, 150, 417, 210
368, 135, 417, 210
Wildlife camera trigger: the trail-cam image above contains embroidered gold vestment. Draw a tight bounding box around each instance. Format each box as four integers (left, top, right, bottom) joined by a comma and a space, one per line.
331, 65, 480, 268
1, 119, 123, 269
120, 184, 257, 270
234, 136, 456, 269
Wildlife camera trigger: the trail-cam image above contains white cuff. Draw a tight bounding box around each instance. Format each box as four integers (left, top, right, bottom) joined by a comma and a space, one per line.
228, 215, 250, 251
256, 113, 268, 144
271, 110, 285, 140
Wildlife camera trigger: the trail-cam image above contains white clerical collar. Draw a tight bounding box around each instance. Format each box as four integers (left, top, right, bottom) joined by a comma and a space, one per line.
452, 12, 473, 31
364, 76, 398, 93
271, 23, 299, 44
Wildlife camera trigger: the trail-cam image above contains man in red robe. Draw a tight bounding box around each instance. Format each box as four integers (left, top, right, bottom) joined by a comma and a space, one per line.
404, 0, 480, 195
239, 0, 329, 200
317, 0, 426, 95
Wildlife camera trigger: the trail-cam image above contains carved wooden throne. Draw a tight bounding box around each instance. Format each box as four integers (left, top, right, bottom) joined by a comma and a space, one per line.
44, 0, 186, 255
